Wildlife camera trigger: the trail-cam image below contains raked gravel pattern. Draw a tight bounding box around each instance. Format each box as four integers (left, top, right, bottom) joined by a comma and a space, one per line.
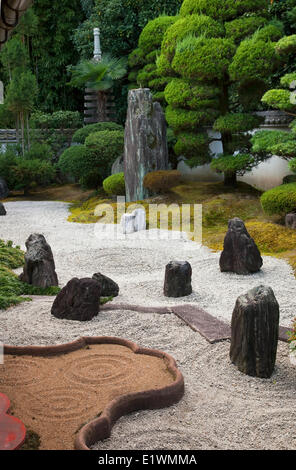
0, 201, 296, 450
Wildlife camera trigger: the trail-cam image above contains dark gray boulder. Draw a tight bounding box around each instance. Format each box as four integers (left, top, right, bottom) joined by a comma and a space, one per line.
230, 285, 279, 378
19, 233, 58, 288
285, 212, 296, 229
124, 88, 168, 202
51, 277, 101, 321
220, 218, 263, 275
0, 177, 8, 199
0, 202, 6, 215
164, 261, 192, 298
92, 272, 119, 297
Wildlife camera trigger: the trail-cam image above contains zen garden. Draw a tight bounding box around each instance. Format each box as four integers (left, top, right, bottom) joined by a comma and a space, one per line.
2, 0, 296, 456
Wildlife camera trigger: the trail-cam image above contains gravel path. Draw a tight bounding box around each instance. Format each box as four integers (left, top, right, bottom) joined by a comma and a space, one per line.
0, 200, 296, 450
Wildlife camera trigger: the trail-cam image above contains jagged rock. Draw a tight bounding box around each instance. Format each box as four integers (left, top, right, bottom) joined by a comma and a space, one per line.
230, 285, 279, 378
51, 277, 101, 321
111, 155, 124, 175
19, 233, 58, 288
120, 208, 146, 234
220, 218, 263, 275
285, 213, 296, 229
0, 178, 8, 199
92, 272, 119, 297
124, 88, 168, 202
164, 261, 192, 298
0, 202, 6, 215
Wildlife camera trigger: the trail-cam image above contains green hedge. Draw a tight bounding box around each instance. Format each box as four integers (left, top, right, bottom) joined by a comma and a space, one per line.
138, 16, 177, 54
72, 122, 123, 144
260, 183, 296, 215
103, 172, 125, 196
225, 17, 267, 43
179, 0, 269, 21
58, 145, 90, 181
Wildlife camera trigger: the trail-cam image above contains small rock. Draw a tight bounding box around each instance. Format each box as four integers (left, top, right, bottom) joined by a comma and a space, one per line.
0, 202, 6, 215
19, 233, 58, 288
285, 212, 296, 229
120, 208, 146, 234
0, 177, 9, 199
220, 218, 263, 274
164, 260, 192, 298
51, 277, 101, 321
92, 272, 119, 297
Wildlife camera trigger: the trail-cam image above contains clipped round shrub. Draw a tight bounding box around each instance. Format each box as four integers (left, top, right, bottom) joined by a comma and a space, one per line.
275, 35, 296, 54
128, 48, 146, 68
164, 78, 219, 109
283, 174, 296, 185
165, 105, 218, 131
72, 122, 123, 144
289, 158, 296, 173
271, 141, 296, 158
138, 16, 177, 54
10, 159, 56, 192
58, 145, 89, 180
103, 172, 125, 196
210, 154, 255, 174
174, 132, 209, 158
253, 25, 283, 42
225, 17, 267, 43
180, 0, 269, 21
261, 89, 295, 111
280, 73, 296, 88
173, 36, 236, 80
161, 14, 224, 62
79, 170, 103, 189
84, 130, 124, 177
260, 183, 296, 215
213, 113, 263, 134
143, 170, 183, 193
229, 39, 278, 82
156, 53, 175, 76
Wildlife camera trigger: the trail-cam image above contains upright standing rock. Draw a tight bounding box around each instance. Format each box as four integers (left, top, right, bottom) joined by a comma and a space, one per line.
0, 178, 8, 199
220, 218, 263, 274
164, 261, 192, 298
285, 213, 296, 229
19, 233, 58, 288
124, 88, 168, 202
92, 272, 119, 297
230, 285, 279, 378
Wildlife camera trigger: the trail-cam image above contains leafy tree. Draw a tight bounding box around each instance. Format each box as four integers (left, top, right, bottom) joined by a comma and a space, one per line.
155, 0, 284, 185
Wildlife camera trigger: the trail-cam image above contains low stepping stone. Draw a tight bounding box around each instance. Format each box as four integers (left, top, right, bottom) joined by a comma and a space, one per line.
230, 285, 279, 378
0, 202, 6, 216
92, 272, 119, 297
51, 277, 101, 321
220, 218, 263, 275
164, 261, 192, 298
19, 233, 58, 288
120, 209, 146, 234
0, 393, 26, 450
171, 304, 231, 344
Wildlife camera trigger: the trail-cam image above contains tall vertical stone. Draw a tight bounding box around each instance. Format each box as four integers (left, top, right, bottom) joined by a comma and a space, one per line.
230, 285, 279, 378
124, 88, 168, 202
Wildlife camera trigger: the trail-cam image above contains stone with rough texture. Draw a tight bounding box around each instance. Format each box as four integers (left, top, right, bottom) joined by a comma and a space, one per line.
19, 233, 58, 288
51, 277, 101, 321
124, 88, 168, 202
164, 261, 192, 298
220, 218, 263, 274
0, 177, 8, 199
120, 208, 146, 234
92, 272, 119, 297
285, 213, 296, 229
111, 155, 124, 175
0, 202, 6, 215
230, 285, 279, 378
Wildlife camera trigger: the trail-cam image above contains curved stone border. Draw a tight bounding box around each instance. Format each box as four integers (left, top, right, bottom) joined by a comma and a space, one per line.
3, 336, 185, 451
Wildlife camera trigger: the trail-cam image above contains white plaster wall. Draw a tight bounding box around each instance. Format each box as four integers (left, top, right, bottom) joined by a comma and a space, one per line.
177, 127, 293, 191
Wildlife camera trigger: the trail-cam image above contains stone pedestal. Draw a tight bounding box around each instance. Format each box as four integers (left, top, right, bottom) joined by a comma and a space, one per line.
230, 285, 279, 378
164, 261, 192, 298
124, 88, 168, 202
220, 218, 263, 274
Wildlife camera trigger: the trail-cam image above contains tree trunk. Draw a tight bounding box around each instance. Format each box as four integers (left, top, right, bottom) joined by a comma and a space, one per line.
97, 91, 108, 122
224, 171, 237, 186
